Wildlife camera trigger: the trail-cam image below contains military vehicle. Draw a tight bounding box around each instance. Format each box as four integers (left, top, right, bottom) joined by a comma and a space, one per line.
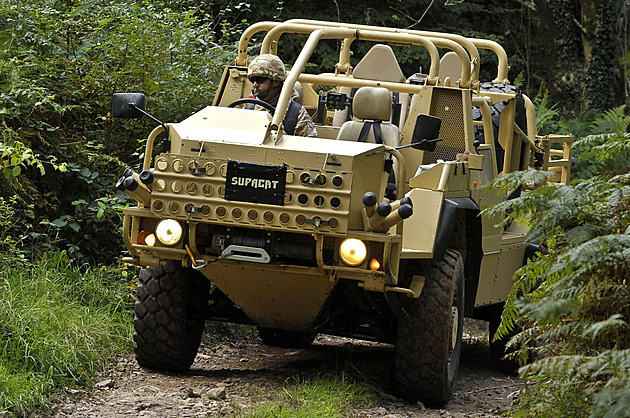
112, 20, 572, 405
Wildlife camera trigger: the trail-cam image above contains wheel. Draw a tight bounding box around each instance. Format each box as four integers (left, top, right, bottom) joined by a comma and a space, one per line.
395, 249, 465, 406
227, 98, 276, 114
133, 260, 209, 371
257, 327, 317, 349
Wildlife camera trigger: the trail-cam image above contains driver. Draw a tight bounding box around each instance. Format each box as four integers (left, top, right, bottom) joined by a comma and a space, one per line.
247, 54, 317, 137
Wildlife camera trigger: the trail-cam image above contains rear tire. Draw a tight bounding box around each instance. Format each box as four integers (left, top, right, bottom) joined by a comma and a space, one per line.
133, 260, 209, 371
395, 249, 464, 406
257, 327, 317, 348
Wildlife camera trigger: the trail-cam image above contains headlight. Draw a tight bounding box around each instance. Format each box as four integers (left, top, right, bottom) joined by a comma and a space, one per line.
137, 230, 156, 246
339, 238, 367, 266
155, 219, 183, 246
369, 257, 382, 271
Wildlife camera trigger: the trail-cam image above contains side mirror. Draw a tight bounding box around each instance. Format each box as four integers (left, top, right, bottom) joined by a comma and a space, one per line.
112, 93, 146, 118
411, 114, 442, 151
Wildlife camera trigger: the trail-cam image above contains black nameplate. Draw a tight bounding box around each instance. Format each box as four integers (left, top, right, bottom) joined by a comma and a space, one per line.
225, 160, 286, 206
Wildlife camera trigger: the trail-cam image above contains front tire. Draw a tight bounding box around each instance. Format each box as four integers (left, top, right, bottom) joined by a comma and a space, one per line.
133, 260, 209, 371
395, 249, 464, 406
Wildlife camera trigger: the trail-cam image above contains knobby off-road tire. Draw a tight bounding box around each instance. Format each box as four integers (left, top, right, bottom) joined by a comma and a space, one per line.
395, 249, 465, 406
257, 327, 317, 349
133, 260, 209, 372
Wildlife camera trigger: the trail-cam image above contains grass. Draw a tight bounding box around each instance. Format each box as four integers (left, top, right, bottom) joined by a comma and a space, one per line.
0, 251, 134, 416
246, 373, 376, 417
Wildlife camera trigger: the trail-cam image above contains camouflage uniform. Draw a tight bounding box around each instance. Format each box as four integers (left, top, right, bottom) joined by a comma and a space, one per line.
248, 54, 317, 137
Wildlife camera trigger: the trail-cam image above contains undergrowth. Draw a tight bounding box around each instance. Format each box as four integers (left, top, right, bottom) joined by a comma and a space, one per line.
486, 106, 630, 417
0, 252, 134, 416
246, 373, 376, 418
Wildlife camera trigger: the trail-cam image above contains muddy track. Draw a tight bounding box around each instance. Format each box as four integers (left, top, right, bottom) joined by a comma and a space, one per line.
51, 324, 521, 417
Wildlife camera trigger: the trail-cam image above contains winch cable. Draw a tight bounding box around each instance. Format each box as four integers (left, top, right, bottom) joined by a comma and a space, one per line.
186, 244, 234, 270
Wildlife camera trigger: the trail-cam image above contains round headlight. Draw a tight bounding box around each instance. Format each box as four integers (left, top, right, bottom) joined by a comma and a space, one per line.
155, 219, 183, 246
339, 238, 367, 266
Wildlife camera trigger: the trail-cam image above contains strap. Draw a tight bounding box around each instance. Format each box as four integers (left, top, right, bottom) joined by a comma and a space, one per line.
357, 122, 371, 143
392, 92, 401, 127
373, 121, 382, 144
357, 121, 383, 144
283, 100, 301, 135
346, 87, 358, 121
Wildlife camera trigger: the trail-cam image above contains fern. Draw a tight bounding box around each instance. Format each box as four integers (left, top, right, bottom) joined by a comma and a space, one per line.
571, 106, 630, 180
533, 89, 560, 135
582, 315, 628, 342
591, 105, 630, 134
486, 130, 630, 415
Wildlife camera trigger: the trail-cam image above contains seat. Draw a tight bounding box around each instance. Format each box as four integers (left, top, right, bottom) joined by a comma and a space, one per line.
332, 44, 409, 128
337, 87, 400, 197
337, 87, 399, 148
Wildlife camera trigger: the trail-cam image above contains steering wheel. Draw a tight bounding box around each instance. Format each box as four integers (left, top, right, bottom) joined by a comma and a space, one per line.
227, 98, 276, 114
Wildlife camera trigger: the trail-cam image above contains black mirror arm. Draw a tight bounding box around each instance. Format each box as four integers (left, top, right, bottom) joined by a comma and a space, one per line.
393, 137, 442, 151
366, 138, 443, 157
129, 103, 168, 133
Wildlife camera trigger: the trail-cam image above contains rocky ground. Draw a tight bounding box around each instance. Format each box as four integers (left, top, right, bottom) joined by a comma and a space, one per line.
49, 320, 522, 417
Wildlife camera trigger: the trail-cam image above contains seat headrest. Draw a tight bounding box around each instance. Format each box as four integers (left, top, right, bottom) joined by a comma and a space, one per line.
439, 51, 462, 84
352, 87, 392, 121
353, 44, 406, 83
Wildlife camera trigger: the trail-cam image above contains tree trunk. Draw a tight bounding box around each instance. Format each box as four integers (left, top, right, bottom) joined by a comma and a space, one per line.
531, 0, 624, 114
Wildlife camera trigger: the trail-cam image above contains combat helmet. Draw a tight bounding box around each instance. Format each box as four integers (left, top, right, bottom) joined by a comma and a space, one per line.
248, 54, 287, 82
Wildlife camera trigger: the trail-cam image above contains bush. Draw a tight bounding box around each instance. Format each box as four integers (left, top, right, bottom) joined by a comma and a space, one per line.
0, 0, 235, 264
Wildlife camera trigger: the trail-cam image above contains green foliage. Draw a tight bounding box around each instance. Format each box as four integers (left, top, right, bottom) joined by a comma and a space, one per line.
533, 89, 560, 135
588, 105, 630, 134
0, 195, 32, 263
221, 0, 526, 80
0, 126, 58, 185
37, 160, 132, 264
0, 252, 134, 416
0, 0, 236, 264
247, 373, 375, 417
570, 106, 630, 180
487, 129, 630, 416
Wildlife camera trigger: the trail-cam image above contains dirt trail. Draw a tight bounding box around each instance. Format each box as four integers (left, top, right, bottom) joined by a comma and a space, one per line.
51, 324, 521, 417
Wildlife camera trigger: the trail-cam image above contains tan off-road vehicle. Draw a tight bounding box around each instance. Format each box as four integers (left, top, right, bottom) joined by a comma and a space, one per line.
113, 20, 572, 405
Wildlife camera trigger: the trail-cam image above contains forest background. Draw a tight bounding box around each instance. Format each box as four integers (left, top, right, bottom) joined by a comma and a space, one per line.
0, 0, 629, 416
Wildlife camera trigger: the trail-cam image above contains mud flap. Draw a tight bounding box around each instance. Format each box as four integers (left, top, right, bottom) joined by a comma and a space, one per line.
433, 199, 458, 263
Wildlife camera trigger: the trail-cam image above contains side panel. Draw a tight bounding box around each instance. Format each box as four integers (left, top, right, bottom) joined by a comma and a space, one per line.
475, 227, 528, 307
401, 188, 444, 258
